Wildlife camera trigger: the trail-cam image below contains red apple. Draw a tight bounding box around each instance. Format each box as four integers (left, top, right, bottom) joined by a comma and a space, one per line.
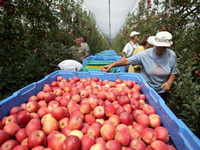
0, 130, 9, 145
16, 111, 31, 125
123, 104, 132, 114
61, 126, 71, 137
13, 145, 29, 150
90, 143, 107, 150
108, 115, 120, 127
136, 114, 150, 127
38, 100, 47, 107
26, 118, 41, 136
81, 123, 90, 134
87, 124, 101, 138
42, 117, 59, 135
70, 110, 84, 120
48, 132, 66, 150
62, 135, 81, 150
51, 107, 65, 121
93, 106, 105, 119
100, 123, 116, 141
149, 114, 161, 128
44, 92, 55, 103
79, 103, 92, 114
129, 128, 141, 140
115, 106, 126, 116
81, 134, 96, 150
37, 107, 48, 118
142, 104, 156, 116
141, 127, 157, 144
117, 95, 130, 106
68, 130, 83, 139
116, 124, 130, 135
120, 112, 132, 125
5, 114, 17, 124
68, 115, 83, 130
130, 99, 140, 110
0, 139, 18, 150
59, 117, 69, 130
27, 130, 47, 148
106, 140, 122, 150
37, 91, 45, 100
88, 97, 99, 109
15, 128, 27, 143
132, 109, 144, 121
148, 140, 169, 150
84, 114, 96, 125
26, 101, 40, 113
132, 123, 144, 133
106, 91, 117, 102
129, 139, 147, 150
104, 104, 115, 117
10, 106, 23, 114
3, 122, 20, 137
115, 131, 130, 146
154, 126, 169, 143
115, 78, 122, 84
51, 81, 58, 87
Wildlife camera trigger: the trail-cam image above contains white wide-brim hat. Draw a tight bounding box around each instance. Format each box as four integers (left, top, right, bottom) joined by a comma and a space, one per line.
130, 31, 140, 37
147, 36, 156, 45
152, 31, 173, 47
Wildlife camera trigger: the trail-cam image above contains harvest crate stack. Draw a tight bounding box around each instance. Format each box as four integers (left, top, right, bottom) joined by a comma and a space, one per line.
81, 50, 125, 72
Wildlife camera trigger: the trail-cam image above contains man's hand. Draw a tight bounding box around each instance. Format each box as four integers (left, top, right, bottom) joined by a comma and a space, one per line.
161, 82, 172, 91
101, 65, 112, 72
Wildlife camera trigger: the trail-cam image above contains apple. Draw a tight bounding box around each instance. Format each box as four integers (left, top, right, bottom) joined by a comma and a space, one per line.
132, 109, 144, 121
149, 114, 161, 128
120, 112, 132, 125
81, 123, 90, 134
108, 115, 120, 126
42, 117, 59, 135
16, 111, 31, 125
37, 91, 45, 100
44, 92, 55, 103
0, 139, 18, 150
41, 114, 53, 125
84, 114, 96, 125
43, 85, 52, 93
119, 90, 128, 96
51, 81, 58, 87
59, 98, 70, 107
3, 122, 20, 137
93, 106, 105, 119
0, 130, 9, 145
37, 107, 48, 118
70, 110, 84, 120
104, 104, 115, 117
141, 127, 157, 144
136, 114, 150, 127
131, 92, 140, 101
123, 104, 132, 114
68, 130, 83, 139
129, 128, 141, 140
13, 145, 29, 150
38, 100, 47, 107
68, 115, 83, 130
48, 132, 66, 150
117, 95, 130, 106
10, 106, 23, 114
27, 130, 47, 148
26, 101, 40, 113
61, 126, 71, 137
88, 97, 99, 109
106, 91, 117, 102
115, 78, 122, 84
130, 99, 140, 110
26, 118, 41, 136
100, 123, 116, 141
59, 117, 69, 130
79, 103, 92, 114
154, 126, 169, 143
53, 88, 63, 96
80, 89, 90, 98
5, 114, 17, 124
47, 100, 59, 113
143, 104, 156, 116
62, 135, 81, 150
125, 80, 134, 89
51, 107, 65, 121
132, 123, 144, 133
21, 138, 28, 146
81, 134, 96, 150
116, 124, 130, 135
87, 124, 101, 138
71, 94, 81, 103
15, 128, 27, 143
106, 140, 122, 150
148, 140, 169, 150
115, 105, 126, 116
56, 76, 63, 81
115, 131, 130, 146
139, 94, 146, 101
129, 139, 147, 150
90, 143, 107, 150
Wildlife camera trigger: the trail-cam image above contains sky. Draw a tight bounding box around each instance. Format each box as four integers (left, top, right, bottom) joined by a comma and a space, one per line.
81, 0, 140, 45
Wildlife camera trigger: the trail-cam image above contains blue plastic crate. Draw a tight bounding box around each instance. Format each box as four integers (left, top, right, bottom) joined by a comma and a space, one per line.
0, 71, 200, 150
83, 56, 125, 72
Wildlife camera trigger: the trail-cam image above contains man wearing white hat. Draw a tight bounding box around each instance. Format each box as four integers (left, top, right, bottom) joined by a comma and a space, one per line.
102, 31, 177, 102
121, 31, 140, 71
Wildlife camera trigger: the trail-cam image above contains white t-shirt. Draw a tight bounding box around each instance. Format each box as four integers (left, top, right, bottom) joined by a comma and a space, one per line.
58, 60, 83, 71
122, 41, 138, 57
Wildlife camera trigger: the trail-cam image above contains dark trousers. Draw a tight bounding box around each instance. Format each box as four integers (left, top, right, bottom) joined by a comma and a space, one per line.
158, 92, 168, 103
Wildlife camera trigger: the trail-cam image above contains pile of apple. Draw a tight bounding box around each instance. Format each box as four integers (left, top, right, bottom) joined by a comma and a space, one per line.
0, 76, 177, 150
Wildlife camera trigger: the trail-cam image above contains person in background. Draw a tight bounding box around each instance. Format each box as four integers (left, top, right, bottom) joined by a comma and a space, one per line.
128, 36, 155, 73
102, 31, 177, 103
80, 36, 90, 61
54, 59, 83, 71
121, 31, 139, 71
67, 38, 88, 63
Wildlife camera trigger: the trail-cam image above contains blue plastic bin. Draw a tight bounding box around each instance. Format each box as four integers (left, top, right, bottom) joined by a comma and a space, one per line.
0, 71, 200, 150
